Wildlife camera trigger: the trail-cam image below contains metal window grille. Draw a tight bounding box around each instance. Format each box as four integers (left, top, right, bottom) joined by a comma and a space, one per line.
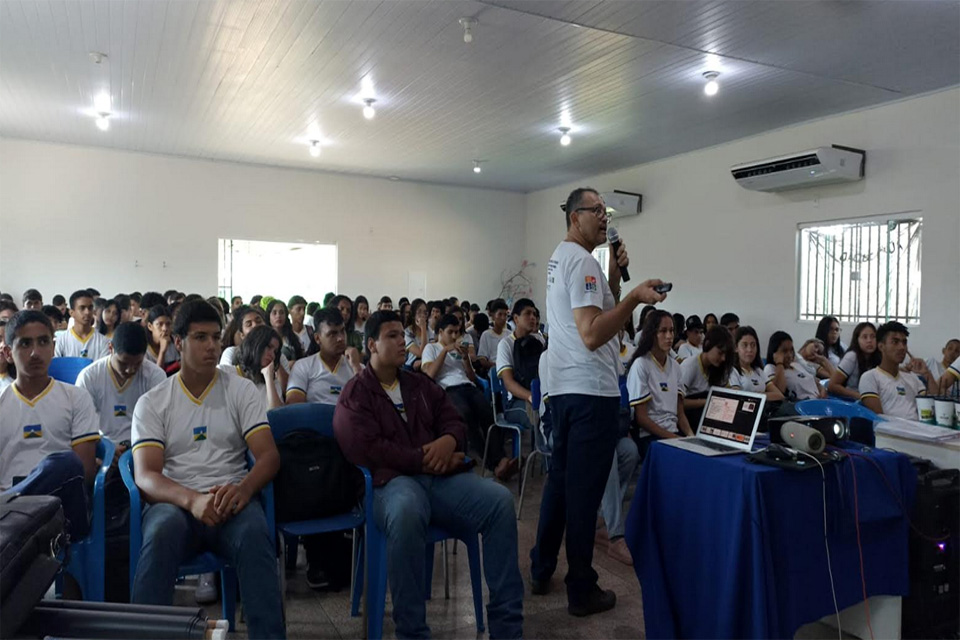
798, 217, 922, 324
592, 246, 610, 280
217, 238, 234, 301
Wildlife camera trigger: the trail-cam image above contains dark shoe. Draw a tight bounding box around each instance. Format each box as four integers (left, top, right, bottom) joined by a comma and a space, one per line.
495, 457, 520, 481
568, 586, 617, 617
530, 577, 551, 596
194, 572, 219, 605
306, 565, 331, 591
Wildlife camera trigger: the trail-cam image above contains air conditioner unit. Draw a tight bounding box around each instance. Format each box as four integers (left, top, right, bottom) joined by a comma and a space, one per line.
559, 190, 642, 218
731, 145, 865, 192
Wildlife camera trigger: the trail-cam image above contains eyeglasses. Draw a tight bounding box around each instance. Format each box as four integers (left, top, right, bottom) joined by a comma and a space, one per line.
574, 204, 609, 219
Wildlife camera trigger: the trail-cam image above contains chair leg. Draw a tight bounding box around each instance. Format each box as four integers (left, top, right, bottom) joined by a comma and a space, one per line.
424, 542, 436, 600
517, 450, 540, 520
366, 528, 388, 640
465, 536, 485, 633
222, 567, 238, 632
442, 539, 450, 600
351, 528, 364, 618
480, 424, 495, 478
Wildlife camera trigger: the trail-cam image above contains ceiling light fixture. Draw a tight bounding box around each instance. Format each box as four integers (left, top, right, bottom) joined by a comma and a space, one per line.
703, 71, 720, 97
309, 140, 321, 158
362, 98, 377, 120
473, 160, 482, 174
558, 127, 572, 146
92, 92, 111, 131
459, 17, 477, 43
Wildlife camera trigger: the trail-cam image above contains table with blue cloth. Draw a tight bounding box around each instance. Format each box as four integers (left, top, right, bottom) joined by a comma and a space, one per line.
624, 439, 916, 639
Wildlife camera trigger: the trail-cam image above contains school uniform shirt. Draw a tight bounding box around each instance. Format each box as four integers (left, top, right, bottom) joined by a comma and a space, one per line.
0, 379, 100, 489
404, 328, 426, 367
627, 353, 683, 436
826, 343, 846, 367
545, 240, 620, 398
858, 368, 926, 420
496, 332, 546, 401
295, 327, 311, 353
794, 355, 820, 378
949, 356, 960, 381
218, 364, 285, 405
130, 371, 269, 493
221, 346, 291, 373
680, 355, 717, 397
836, 351, 869, 391
422, 342, 473, 390
619, 342, 637, 370
76, 356, 167, 443
927, 357, 960, 399
286, 354, 356, 405
729, 365, 768, 394
146, 343, 180, 367
763, 362, 821, 401
478, 327, 510, 367
354, 320, 366, 337
381, 379, 406, 421
54, 327, 109, 360
0, 373, 13, 395
676, 343, 702, 363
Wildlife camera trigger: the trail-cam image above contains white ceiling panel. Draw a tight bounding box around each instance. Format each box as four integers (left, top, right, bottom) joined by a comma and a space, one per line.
1, 0, 957, 192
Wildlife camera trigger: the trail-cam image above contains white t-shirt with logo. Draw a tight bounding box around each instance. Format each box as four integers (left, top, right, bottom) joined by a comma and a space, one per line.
676, 343, 702, 363
146, 343, 180, 367
619, 342, 636, 370
928, 357, 960, 398
381, 380, 406, 421
0, 379, 100, 488
836, 351, 868, 391
627, 353, 683, 436
680, 355, 713, 397
422, 342, 473, 390
859, 368, 927, 420
286, 354, 356, 405
764, 362, 821, 401
404, 328, 426, 367
54, 327, 110, 360
131, 371, 269, 492
545, 241, 619, 398
729, 365, 767, 394
219, 364, 285, 406
0, 374, 13, 395
478, 327, 510, 366
76, 356, 167, 442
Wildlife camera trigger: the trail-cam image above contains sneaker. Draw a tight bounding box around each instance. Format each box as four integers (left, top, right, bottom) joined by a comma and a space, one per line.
607, 537, 633, 566
194, 572, 219, 605
568, 585, 617, 617
530, 577, 551, 596
306, 565, 331, 591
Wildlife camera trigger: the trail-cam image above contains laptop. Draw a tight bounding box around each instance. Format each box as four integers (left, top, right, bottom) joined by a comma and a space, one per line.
660, 387, 767, 457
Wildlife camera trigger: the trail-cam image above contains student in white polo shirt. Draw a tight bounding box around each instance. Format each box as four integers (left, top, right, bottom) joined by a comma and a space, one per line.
129, 300, 284, 639
143, 305, 179, 371
929, 339, 960, 398
827, 322, 880, 400
676, 315, 704, 362
77, 322, 167, 447
729, 326, 784, 401
403, 299, 429, 370
939, 354, 960, 396
0, 310, 100, 539
55, 290, 109, 360
477, 299, 510, 376
859, 321, 938, 420
221, 325, 287, 409
679, 326, 734, 413
764, 332, 826, 402
0, 315, 14, 394
220, 305, 266, 367
286, 307, 360, 406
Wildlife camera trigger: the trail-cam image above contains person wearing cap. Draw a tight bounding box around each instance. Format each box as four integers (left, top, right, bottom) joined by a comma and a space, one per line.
676, 315, 704, 362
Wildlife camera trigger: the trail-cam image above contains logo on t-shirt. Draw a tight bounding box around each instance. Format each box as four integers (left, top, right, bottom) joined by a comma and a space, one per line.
330, 385, 342, 396
896, 386, 906, 396
23, 424, 42, 439
751, 379, 760, 386
80, 349, 89, 358
113, 405, 127, 417
193, 426, 208, 442
797, 372, 806, 378
659, 382, 670, 392
585, 276, 597, 292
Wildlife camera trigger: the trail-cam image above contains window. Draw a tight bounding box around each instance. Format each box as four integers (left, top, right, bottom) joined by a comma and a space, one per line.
797, 215, 922, 325
592, 246, 610, 280
218, 239, 338, 304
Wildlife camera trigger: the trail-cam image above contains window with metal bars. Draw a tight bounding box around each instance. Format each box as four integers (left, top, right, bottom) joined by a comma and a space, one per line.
592, 246, 610, 281
797, 216, 922, 325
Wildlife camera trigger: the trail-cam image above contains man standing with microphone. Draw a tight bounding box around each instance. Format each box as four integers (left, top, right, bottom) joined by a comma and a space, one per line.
530, 187, 667, 616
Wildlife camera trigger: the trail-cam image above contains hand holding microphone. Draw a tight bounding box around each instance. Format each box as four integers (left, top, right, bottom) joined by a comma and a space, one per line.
606, 226, 630, 282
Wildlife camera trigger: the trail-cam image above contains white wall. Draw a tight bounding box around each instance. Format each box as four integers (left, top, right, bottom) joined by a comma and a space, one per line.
0, 139, 526, 306
525, 88, 960, 359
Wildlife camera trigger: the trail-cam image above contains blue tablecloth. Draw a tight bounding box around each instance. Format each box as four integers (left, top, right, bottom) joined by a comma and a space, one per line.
624, 440, 916, 639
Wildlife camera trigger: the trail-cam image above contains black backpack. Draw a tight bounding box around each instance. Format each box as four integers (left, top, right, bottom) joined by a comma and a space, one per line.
274, 430, 363, 523
512, 335, 544, 390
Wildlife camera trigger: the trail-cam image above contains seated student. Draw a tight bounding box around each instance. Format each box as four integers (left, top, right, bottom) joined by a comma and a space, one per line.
266, 299, 304, 364
0, 316, 15, 394
330, 295, 364, 353
0, 301, 18, 324
129, 300, 284, 638
671, 313, 686, 351
41, 305, 65, 333
859, 322, 938, 420
815, 316, 847, 367
333, 311, 523, 639
22, 289, 43, 311
940, 355, 960, 396
703, 313, 718, 332
138, 292, 165, 323
628, 310, 694, 459
828, 322, 880, 400
729, 326, 784, 402
928, 338, 960, 398
77, 322, 167, 447
128, 293, 142, 324
377, 295, 393, 311
114, 294, 134, 324
477, 299, 510, 375
676, 315, 705, 362
399, 300, 412, 327
403, 299, 430, 369
426, 301, 444, 341
52, 294, 68, 318
353, 295, 370, 337
764, 332, 827, 402
304, 301, 319, 329
679, 326, 734, 411
144, 305, 180, 371
0, 311, 100, 539
286, 307, 360, 405
467, 312, 489, 350
795, 338, 837, 379
618, 329, 637, 369
466, 303, 480, 331
95, 297, 120, 340
287, 295, 312, 353
220, 305, 266, 366
720, 312, 740, 335
55, 290, 110, 360
230, 296, 244, 314
222, 325, 287, 409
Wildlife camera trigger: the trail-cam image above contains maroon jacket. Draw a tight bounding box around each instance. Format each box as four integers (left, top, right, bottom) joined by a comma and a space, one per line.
333, 366, 468, 486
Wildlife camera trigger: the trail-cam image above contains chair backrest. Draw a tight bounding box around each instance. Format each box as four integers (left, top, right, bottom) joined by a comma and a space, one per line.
531, 378, 541, 412
267, 403, 336, 440
794, 398, 880, 422
48, 357, 93, 384
488, 368, 508, 414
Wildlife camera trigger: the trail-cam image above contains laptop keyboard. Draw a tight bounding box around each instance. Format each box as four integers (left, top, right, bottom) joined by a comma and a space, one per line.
693, 438, 739, 452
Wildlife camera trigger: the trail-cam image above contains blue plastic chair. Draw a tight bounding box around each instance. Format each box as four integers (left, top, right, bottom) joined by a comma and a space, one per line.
482, 369, 527, 481
517, 379, 551, 520
477, 377, 492, 404
795, 398, 880, 422
57, 436, 115, 601
266, 403, 371, 618
619, 374, 629, 408
48, 357, 93, 384
119, 449, 276, 631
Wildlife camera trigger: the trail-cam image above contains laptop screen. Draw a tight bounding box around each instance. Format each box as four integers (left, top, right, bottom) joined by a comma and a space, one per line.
697, 388, 764, 445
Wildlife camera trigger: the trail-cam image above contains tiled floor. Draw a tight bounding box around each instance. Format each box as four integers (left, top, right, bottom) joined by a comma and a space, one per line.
180, 468, 648, 639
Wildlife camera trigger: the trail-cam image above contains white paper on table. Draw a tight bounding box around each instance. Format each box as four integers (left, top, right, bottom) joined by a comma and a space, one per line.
874, 416, 960, 442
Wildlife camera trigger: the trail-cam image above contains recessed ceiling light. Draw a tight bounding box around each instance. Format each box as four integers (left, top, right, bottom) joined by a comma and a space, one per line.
309, 140, 321, 158
363, 98, 377, 120
703, 71, 720, 96
558, 127, 572, 146
95, 116, 110, 131
459, 17, 477, 43
92, 92, 111, 131
473, 160, 482, 174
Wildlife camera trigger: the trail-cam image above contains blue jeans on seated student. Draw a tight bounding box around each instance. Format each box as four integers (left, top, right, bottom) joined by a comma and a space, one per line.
3, 451, 89, 540
374, 472, 524, 639
599, 437, 640, 539
132, 501, 285, 640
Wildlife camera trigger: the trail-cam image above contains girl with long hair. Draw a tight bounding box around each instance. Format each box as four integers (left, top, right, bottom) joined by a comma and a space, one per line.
730, 326, 783, 401
266, 299, 304, 363
815, 316, 846, 366
226, 325, 287, 408
679, 325, 735, 410
144, 305, 178, 370
827, 322, 880, 400
96, 297, 120, 339
764, 331, 826, 401
404, 298, 429, 369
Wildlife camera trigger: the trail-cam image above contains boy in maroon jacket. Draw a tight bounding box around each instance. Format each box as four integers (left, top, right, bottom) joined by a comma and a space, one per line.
334, 311, 523, 639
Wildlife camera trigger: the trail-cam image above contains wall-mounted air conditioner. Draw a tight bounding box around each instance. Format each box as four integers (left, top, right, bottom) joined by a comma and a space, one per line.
731, 145, 865, 192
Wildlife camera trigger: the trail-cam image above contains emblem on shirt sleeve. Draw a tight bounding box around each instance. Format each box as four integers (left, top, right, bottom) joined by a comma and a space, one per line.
23, 424, 43, 439
585, 276, 597, 292
193, 426, 208, 442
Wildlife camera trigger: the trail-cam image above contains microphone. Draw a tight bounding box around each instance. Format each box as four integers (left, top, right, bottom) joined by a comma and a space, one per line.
606, 226, 630, 282
779, 421, 825, 454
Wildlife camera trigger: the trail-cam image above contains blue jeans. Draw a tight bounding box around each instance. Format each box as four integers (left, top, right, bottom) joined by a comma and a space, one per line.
4, 451, 89, 540
600, 437, 639, 539
374, 472, 524, 639
530, 394, 619, 604
132, 501, 284, 639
